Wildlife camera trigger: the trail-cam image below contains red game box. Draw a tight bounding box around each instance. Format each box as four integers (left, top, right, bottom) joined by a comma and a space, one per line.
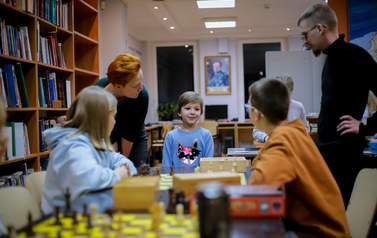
190, 184, 286, 218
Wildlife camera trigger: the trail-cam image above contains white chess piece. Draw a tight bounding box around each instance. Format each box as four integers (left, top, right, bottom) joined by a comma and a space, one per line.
207, 162, 213, 173
194, 166, 200, 174
176, 204, 185, 223
232, 159, 238, 173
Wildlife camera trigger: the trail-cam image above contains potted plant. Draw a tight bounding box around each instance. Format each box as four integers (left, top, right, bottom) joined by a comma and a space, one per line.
157, 102, 177, 121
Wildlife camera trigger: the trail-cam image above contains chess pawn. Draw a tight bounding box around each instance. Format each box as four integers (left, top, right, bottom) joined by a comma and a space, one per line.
175, 204, 185, 224
158, 201, 166, 219
207, 162, 213, 173
220, 162, 224, 172
90, 203, 98, 225
194, 166, 200, 174
232, 159, 238, 173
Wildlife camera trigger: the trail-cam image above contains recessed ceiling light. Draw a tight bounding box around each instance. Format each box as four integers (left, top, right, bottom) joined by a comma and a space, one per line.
204, 17, 237, 28
154, 6, 159, 9
163, 17, 167, 20
210, 31, 214, 33
248, 29, 252, 32
286, 28, 290, 31
170, 26, 175, 29
197, 0, 235, 9
185, 45, 189, 48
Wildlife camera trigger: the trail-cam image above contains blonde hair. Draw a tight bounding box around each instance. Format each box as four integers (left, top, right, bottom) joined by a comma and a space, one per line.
107, 53, 141, 86
276, 75, 294, 93
61, 86, 117, 151
368, 91, 377, 117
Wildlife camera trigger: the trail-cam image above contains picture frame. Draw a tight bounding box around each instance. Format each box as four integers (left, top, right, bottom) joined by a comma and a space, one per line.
205, 56, 231, 95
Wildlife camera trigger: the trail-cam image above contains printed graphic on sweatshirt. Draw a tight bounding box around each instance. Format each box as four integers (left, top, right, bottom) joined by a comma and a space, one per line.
176, 139, 201, 165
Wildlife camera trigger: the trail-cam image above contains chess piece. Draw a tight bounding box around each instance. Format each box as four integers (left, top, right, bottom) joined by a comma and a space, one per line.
194, 166, 200, 174
86, 214, 93, 229
117, 210, 123, 232
82, 203, 88, 217
139, 161, 150, 176
149, 202, 161, 230
104, 208, 113, 219
64, 187, 72, 217
156, 167, 161, 177
166, 187, 176, 214
232, 159, 238, 173
90, 203, 98, 225
176, 204, 185, 224
207, 162, 213, 173
7, 226, 17, 238
220, 158, 225, 172
158, 201, 166, 219
170, 166, 175, 176
175, 190, 185, 205
54, 206, 62, 225
26, 212, 35, 237
72, 210, 79, 225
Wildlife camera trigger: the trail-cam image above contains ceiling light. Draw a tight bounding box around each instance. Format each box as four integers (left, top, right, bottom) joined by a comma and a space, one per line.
210, 31, 214, 33
197, 0, 235, 9
286, 28, 290, 31
185, 45, 189, 48
204, 18, 237, 28
248, 29, 252, 32
163, 17, 167, 20
170, 26, 175, 29
153, 6, 159, 9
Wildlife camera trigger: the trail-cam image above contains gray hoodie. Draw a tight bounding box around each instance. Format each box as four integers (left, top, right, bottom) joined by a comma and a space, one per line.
41, 127, 136, 215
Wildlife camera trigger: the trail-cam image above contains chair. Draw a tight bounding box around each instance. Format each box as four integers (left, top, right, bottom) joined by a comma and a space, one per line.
149, 122, 173, 166
25, 171, 47, 208
346, 168, 377, 238
197, 121, 222, 157
0, 186, 42, 231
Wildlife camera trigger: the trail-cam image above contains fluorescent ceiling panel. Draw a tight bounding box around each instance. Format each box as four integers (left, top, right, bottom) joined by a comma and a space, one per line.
197, 0, 235, 9
204, 21, 236, 28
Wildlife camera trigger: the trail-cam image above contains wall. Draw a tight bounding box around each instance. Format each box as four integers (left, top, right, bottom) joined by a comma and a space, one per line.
99, 0, 128, 79
198, 39, 238, 121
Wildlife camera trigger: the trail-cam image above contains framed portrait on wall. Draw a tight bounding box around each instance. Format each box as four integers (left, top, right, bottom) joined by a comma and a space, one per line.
205, 56, 231, 95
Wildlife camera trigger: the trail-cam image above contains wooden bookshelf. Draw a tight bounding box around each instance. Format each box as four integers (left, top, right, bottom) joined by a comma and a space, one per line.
0, 0, 99, 176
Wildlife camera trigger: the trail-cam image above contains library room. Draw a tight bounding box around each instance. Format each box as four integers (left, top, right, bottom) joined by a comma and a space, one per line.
0, 0, 377, 237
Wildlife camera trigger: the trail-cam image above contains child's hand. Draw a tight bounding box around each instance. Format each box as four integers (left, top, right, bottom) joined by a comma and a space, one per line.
114, 163, 132, 178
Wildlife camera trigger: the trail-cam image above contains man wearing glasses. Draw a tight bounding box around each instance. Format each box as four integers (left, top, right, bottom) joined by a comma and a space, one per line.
298, 4, 377, 208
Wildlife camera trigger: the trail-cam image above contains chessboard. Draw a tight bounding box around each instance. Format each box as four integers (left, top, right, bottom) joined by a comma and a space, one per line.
159, 173, 247, 190
17, 213, 199, 238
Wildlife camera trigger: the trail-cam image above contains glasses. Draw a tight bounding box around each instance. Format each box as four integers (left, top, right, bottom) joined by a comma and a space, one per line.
300, 24, 326, 41
245, 103, 264, 117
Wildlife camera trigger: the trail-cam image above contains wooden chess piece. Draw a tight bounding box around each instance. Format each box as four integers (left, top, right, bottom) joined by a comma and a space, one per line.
194, 166, 200, 173
54, 206, 62, 225
117, 210, 123, 232
7, 226, 17, 238
166, 187, 176, 214
207, 162, 213, 173
90, 203, 98, 225
26, 212, 35, 237
176, 204, 185, 224
64, 187, 72, 217
156, 167, 161, 177
104, 208, 113, 219
82, 203, 88, 218
170, 166, 175, 176
158, 201, 166, 219
232, 159, 238, 173
175, 190, 185, 205
86, 214, 93, 229
72, 210, 79, 225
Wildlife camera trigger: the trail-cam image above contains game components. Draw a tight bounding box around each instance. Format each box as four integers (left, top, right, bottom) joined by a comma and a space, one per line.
72, 210, 79, 225
139, 161, 150, 176
90, 203, 98, 225
64, 188, 72, 217
232, 159, 238, 173
82, 203, 88, 217
176, 204, 185, 223
197, 182, 230, 238
220, 159, 225, 172
166, 187, 176, 214
148, 202, 161, 230
170, 166, 175, 176
194, 166, 200, 174
54, 206, 62, 225
104, 208, 113, 219
7, 226, 17, 238
175, 190, 185, 205
207, 162, 213, 173
26, 212, 35, 237
86, 214, 93, 229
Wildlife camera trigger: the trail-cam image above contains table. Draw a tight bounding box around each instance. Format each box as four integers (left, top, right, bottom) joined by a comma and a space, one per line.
23, 167, 285, 238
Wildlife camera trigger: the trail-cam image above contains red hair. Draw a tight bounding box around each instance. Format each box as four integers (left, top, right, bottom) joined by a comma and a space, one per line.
106, 54, 141, 86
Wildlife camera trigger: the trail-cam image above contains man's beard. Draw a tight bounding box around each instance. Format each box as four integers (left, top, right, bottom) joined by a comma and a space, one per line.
312, 49, 322, 57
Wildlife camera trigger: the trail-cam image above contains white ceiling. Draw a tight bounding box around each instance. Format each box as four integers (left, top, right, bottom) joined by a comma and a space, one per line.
125, 0, 326, 42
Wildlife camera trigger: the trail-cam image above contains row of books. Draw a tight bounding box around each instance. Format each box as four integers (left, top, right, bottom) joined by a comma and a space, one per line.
1, 0, 34, 14
39, 117, 59, 152
0, 63, 29, 108
38, 30, 66, 68
3, 122, 30, 161
0, 20, 32, 60
36, 0, 69, 30
0, 162, 34, 188
38, 70, 71, 108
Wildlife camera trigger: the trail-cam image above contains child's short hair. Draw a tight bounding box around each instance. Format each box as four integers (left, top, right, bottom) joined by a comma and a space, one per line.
276, 75, 294, 93
106, 53, 141, 87
177, 91, 203, 115
249, 78, 290, 124
62, 86, 117, 151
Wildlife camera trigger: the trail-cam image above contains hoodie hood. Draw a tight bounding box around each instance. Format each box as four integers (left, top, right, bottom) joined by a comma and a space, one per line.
43, 127, 82, 151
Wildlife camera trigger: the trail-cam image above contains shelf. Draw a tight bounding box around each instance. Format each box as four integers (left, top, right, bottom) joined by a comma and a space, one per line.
37, 62, 74, 73
0, 54, 36, 65
37, 17, 73, 36
0, 1, 35, 18
6, 107, 37, 112
74, 31, 98, 45
74, 0, 98, 13
38, 108, 69, 111
75, 67, 99, 77
0, 154, 38, 166
39, 151, 50, 156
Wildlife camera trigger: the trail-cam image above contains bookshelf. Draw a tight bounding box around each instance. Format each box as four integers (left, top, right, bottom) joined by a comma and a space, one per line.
0, 0, 99, 177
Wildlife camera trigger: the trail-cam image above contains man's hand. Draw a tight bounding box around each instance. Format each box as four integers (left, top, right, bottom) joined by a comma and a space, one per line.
337, 115, 361, 135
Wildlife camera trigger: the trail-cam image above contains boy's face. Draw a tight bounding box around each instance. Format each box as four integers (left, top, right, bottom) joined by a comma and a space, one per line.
178, 102, 201, 126
248, 97, 262, 129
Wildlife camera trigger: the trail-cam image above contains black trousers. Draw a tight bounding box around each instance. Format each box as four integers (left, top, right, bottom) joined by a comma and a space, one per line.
118, 128, 148, 168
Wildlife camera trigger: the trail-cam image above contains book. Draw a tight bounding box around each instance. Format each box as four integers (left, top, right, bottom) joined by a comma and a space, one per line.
14, 122, 25, 158
19, 26, 32, 60
56, 78, 66, 107
5, 126, 13, 160
1, 69, 11, 107
14, 63, 29, 107
0, 68, 8, 108
2, 64, 19, 108
38, 76, 46, 107
23, 123, 30, 156
66, 80, 71, 107
39, 119, 45, 152
5, 122, 15, 159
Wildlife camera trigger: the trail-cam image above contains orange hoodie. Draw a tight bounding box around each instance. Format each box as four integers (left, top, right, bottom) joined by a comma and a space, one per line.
250, 119, 350, 238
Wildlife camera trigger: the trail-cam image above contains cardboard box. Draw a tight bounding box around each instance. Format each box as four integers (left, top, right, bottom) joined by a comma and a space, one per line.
200, 157, 247, 172
113, 176, 160, 210
173, 172, 241, 197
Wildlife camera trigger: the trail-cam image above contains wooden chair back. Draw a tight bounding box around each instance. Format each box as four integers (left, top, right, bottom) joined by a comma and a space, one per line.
161, 122, 173, 139
346, 168, 377, 238
197, 121, 219, 136
25, 171, 47, 208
